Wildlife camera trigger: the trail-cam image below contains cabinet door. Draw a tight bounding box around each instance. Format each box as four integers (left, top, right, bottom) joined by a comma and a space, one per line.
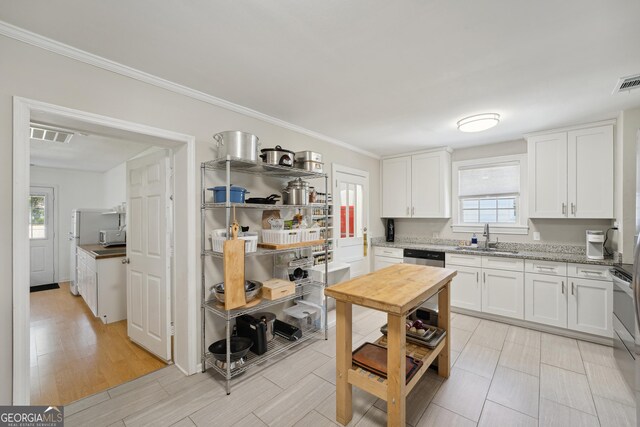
382, 156, 411, 218
411, 151, 451, 218
568, 278, 613, 337
528, 132, 568, 218
450, 265, 481, 311
525, 273, 567, 328
482, 269, 524, 319
374, 255, 403, 272
567, 125, 614, 218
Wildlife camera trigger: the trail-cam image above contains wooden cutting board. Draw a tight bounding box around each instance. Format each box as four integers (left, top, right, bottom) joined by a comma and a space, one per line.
223, 222, 246, 310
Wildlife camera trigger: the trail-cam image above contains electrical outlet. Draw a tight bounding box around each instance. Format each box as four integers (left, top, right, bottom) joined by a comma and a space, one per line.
533, 232, 541, 241
613, 221, 619, 229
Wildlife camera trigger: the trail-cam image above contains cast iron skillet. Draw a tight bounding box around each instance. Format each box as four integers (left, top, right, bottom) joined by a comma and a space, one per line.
245, 194, 280, 204
208, 337, 253, 362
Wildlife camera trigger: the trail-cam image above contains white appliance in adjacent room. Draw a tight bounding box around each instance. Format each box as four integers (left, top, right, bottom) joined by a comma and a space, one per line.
68, 209, 120, 295
586, 230, 605, 260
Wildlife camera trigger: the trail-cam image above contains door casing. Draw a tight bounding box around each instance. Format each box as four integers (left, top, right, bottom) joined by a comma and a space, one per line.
12, 97, 198, 404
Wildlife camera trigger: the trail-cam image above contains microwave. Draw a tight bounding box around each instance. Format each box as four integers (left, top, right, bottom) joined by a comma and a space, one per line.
99, 229, 126, 246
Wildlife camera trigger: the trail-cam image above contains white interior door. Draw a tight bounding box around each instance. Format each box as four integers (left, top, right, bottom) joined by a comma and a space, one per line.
334, 165, 369, 278
29, 186, 55, 286
126, 149, 172, 361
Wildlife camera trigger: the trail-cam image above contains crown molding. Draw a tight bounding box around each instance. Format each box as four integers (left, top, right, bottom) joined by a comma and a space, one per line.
0, 20, 380, 159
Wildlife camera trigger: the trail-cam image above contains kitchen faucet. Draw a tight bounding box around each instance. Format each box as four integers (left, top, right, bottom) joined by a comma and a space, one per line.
483, 223, 490, 249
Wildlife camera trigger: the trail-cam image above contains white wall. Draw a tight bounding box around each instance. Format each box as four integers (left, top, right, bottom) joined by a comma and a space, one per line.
30, 166, 105, 282
392, 139, 614, 245
1, 35, 381, 403
102, 162, 126, 210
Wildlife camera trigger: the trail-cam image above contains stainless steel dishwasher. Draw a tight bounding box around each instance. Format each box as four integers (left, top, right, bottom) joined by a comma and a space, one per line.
403, 249, 445, 267
402, 249, 446, 348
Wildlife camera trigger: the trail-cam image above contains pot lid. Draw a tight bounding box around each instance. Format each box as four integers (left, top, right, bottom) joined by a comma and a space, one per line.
261, 144, 295, 154
286, 178, 310, 189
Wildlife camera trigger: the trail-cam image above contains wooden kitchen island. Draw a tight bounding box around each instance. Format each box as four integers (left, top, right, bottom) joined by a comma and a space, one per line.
324, 263, 456, 426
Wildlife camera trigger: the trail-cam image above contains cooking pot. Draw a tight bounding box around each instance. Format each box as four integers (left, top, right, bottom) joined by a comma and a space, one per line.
295, 151, 322, 163
295, 160, 324, 173
208, 185, 249, 203
213, 131, 260, 162
208, 337, 253, 362
260, 145, 295, 167
282, 178, 310, 205
253, 312, 276, 342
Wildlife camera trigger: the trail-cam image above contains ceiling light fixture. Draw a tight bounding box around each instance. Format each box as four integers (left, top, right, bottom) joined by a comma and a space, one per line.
457, 113, 500, 133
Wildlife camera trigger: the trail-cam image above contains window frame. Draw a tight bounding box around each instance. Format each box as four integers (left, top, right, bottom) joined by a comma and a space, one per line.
451, 154, 529, 235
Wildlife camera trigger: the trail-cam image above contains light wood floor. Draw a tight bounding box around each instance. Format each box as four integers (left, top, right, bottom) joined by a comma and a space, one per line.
63, 308, 636, 426
30, 282, 166, 406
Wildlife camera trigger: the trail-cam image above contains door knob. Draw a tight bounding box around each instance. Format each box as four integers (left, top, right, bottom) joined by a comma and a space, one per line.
121, 258, 130, 264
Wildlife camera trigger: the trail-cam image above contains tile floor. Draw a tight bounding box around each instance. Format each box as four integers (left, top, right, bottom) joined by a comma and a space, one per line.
64, 309, 637, 426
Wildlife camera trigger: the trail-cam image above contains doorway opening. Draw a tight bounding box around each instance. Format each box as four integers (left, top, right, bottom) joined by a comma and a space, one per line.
13, 97, 198, 405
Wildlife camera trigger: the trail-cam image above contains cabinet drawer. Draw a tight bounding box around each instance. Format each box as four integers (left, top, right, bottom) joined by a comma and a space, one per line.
373, 246, 404, 259
567, 263, 611, 280
481, 256, 524, 272
445, 253, 482, 268
525, 260, 567, 276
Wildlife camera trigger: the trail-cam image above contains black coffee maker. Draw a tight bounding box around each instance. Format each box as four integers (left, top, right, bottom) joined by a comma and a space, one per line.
385, 218, 395, 242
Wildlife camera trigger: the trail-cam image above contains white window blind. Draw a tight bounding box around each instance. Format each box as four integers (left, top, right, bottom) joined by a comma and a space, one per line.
458, 163, 520, 197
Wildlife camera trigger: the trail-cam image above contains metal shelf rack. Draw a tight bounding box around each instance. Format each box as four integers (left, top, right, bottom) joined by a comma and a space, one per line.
200, 155, 329, 394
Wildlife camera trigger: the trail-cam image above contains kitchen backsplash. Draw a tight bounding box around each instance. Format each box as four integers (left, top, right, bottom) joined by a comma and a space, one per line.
371, 236, 586, 255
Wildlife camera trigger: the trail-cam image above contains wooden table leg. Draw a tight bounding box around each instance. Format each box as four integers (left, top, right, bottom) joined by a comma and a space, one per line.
386, 312, 406, 427
336, 301, 353, 426
438, 281, 451, 378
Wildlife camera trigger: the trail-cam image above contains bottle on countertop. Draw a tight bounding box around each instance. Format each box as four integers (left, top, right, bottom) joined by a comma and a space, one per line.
471, 233, 478, 247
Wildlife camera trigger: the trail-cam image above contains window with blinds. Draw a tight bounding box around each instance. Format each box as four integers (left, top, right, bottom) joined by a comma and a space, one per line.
458, 162, 520, 224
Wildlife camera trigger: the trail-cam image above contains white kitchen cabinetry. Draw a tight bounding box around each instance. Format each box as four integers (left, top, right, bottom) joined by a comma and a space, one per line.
373, 246, 404, 271
482, 269, 524, 320
77, 247, 127, 324
567, 277, 613, 337
450, 265, 482, 311
528, 123, 613, 219
525, 273, 567, 328
381, 149, 451, 218
381, 156, 411, 218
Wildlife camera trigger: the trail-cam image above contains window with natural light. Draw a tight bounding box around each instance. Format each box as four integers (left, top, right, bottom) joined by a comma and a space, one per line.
452, 155, 528, 234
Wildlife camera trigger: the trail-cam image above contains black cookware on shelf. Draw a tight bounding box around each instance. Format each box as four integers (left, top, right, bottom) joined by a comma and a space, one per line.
245, 194, 281, 205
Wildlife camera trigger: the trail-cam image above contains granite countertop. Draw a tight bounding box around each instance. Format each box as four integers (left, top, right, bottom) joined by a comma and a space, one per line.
372, 239, 615, 266
78, 244, 127, 260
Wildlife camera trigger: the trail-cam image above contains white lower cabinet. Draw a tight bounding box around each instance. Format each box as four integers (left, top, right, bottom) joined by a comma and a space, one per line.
450, 265, 481, 311
567, 277, 613, 337
481, 269, 524, 319
374, 255, 403, 271
373, 247, 403, 271
525, 273, 567, 328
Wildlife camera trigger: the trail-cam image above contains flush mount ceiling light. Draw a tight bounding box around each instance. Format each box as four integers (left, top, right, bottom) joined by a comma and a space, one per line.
457, 113, 500, 133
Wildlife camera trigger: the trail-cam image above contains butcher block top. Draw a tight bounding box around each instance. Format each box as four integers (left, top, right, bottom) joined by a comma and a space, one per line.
324, 264, 457, 315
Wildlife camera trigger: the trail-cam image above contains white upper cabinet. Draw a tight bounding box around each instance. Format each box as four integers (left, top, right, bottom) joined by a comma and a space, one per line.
382, 149, 451, 218
528, 132, 568, 218
528, 123, 614, 219
381, 156, 411, 218
567, 126, 614, 218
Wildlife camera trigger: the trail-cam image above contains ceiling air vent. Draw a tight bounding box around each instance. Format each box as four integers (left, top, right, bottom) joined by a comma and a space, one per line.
30, 124, 74, 144
613, 73, 640, 94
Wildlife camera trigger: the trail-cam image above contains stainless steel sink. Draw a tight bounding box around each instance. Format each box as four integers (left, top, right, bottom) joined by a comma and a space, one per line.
454, 247, 519, 255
